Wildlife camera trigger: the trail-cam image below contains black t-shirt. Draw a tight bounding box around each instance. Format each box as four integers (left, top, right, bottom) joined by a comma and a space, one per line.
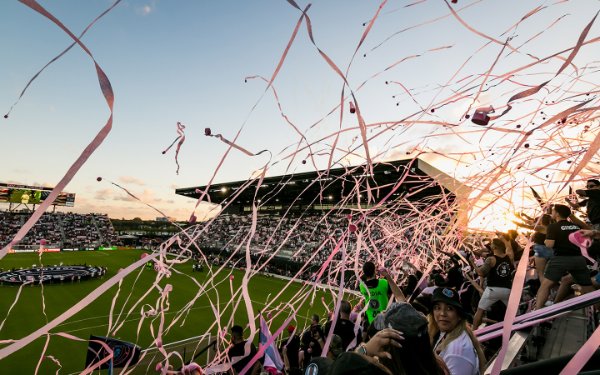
227, 341, 258, 374
280, 334, 300, 369
487, 254, 514, 289
324, 318, 361, 350
546, 219, 581, 256
446, 265, 464, 289
584, 189, 600, 224
300, 325, 323, 360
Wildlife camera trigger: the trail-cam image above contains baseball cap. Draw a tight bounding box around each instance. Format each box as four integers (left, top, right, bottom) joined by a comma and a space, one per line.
431, 287, 466, 317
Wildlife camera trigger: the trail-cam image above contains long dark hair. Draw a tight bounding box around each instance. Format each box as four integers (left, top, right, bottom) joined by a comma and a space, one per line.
378, 324, 447, 375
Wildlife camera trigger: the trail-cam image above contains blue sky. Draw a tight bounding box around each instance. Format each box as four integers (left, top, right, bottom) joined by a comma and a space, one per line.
1, 0, 599, 226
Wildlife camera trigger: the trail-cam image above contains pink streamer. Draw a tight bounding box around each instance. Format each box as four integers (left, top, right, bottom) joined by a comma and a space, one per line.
161, 121, 186, 175
1, 0, 115, 260
0, 253, 158, 361
560, 324, 600, 374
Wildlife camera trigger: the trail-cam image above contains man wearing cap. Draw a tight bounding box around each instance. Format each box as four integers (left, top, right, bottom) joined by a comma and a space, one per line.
359, 262, 405, 325
281, 325, 300, 373
279, 324, 300, 373
357, 302, 450, 374
472, 235, 514, 330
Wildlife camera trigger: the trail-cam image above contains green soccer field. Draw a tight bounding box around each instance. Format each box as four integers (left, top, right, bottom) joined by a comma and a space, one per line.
0, 250, 346, 373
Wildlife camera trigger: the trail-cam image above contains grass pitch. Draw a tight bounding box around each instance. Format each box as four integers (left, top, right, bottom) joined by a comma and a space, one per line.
0, 250, 339, 373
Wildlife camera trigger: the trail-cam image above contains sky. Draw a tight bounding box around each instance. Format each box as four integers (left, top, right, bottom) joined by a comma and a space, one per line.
1, 0, 599, 228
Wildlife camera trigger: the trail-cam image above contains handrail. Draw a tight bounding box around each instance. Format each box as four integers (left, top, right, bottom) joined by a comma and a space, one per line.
498, 349, 600, 374
475, 289, 600, 342
484, 331, 529, 374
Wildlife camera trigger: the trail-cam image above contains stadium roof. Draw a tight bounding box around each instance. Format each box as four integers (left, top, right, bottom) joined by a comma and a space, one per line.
175, 158, 469, 211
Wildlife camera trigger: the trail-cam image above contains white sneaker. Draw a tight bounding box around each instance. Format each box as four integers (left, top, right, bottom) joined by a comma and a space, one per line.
545, 301, 554, 307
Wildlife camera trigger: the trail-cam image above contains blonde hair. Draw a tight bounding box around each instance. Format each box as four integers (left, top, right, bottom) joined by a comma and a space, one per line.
428, 314, 486, 374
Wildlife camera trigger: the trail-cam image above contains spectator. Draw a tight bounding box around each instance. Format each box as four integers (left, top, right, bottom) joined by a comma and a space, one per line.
299, 314, 323, 367
324, 300, 361, 350
568, 179, 600, 229
281, 325, 300, 373
535, 204, 594, 309
472, 236, 514, 330
326, 334, 344, 360
445, 255, 465, 290
428, 287, 486, 375
367, 302, 449, 375
227, 325, 261, 375
531, 214, 554, 283
359, 262, 405, 324
506, 230, 524, 262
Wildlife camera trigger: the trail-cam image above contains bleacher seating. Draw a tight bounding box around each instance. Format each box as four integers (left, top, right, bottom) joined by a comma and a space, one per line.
175, 212, 447, 270
0, 210, 119, 249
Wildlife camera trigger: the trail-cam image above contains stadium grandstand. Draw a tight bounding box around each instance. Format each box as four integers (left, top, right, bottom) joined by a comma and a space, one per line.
0, 211, 121, 251
3, 159, 600, 374
172, 157, 600, 373
0, 183, 121, 251
171, 159, 464, 277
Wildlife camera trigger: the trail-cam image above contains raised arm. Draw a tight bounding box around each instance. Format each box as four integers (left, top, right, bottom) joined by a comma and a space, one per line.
500, 234, 514, 263
476, 256, 495, 277
569, 213, 591, 230
381, 268, 406, 303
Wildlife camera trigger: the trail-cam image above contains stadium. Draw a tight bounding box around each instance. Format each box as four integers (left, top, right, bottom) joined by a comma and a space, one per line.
0, 158, 459, 373
3, 156, 600, 374
2, 1, 600, 375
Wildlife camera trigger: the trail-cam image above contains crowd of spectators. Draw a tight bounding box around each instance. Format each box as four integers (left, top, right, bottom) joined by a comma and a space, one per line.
0, 210, 120, 249
179, 211, 449, 273
3, 179, 600, 374
191, 179, 600, 375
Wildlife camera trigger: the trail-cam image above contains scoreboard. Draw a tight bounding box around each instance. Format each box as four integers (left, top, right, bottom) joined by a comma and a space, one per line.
0, 183, 75, 207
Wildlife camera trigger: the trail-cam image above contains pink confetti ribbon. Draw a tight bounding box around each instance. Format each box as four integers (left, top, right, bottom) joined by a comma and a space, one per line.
1, 0, 115, 260
161, 121, 186, 175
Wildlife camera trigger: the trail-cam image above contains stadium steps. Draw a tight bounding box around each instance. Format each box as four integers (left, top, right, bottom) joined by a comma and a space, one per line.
57, 214, 67, 248
91, 215, 105, 244
538, 308, 589, 360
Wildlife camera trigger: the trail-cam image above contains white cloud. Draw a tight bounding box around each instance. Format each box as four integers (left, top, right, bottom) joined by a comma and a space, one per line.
118, 175, 146, 186
94, 189, 113, 201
